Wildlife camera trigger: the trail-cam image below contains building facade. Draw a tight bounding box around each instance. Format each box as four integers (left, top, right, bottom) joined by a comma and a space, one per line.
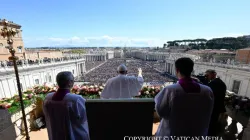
0, 58, 86, 98
236, 48, 250, 64
0, 19, 25, 60
165, 59, 250, 97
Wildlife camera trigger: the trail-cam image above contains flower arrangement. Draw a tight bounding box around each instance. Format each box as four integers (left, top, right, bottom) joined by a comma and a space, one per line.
0, 83, 165, 113
0, 90, 36, 114
0, 84, 56, 114
224, 91, 250, 117
136, 86, 162, 98
71, 85, 104, 99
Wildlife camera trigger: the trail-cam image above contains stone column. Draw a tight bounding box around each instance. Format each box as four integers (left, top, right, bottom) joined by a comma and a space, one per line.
83, 62, 86, 73
80, 63, 83, 75
76, 64, 79, 76
171, 64, 173, 75
165, 62, 167, 72
79, 64, 81, 76
172, 63, 175, 76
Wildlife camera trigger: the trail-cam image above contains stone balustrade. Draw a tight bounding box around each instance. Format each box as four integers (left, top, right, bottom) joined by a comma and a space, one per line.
0, 58, 86, 73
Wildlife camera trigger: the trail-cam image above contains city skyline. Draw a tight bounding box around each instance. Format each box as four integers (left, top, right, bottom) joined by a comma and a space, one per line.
1, 0, 250, 47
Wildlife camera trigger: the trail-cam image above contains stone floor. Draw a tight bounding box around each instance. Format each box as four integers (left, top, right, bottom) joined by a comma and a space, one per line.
16, 123, 160, 140
16, 117, 244, 140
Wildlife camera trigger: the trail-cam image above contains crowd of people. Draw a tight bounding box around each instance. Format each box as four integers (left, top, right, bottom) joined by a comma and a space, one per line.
146, 61, 166, 72
85, 61, 105, 71
81, 58, 172, 85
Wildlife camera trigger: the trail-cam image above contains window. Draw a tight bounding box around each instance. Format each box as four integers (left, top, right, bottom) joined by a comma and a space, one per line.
0, 43, 3, 47
232, 80, 241, 94
72, 70, 74, 74
18, 48, 22, 53
18, 46, 22, 53
35, 79, 39, 85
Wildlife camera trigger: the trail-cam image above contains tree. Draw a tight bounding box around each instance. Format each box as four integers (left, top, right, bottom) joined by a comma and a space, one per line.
163, 43, 167, 48
165, 36, 249, 50
71, 49, 86, 54
167, 41, 174, 46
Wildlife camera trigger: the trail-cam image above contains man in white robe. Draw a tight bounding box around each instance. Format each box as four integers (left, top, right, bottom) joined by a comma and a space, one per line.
43, 71, 90, 140
155, 58, 214, 136
101, 64, 144, 99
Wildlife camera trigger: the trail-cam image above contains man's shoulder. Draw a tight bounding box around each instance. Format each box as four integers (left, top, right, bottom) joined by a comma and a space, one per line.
66, 93, 86, 102
199, 84, 212, 92
109, 76, 119, 81
163, 84, 179, 91
213, 78, 225, 84
44, 92, 55, 100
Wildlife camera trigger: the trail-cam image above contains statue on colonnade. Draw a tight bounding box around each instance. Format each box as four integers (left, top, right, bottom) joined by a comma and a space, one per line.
210, 58, 213, 63
227, 59, 231, 65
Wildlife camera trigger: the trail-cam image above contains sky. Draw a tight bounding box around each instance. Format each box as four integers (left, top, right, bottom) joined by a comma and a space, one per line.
1, 0, 250, 47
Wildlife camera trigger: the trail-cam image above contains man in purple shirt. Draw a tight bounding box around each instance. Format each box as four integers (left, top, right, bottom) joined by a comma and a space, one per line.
155, 57, 214, 136
43, 71, 89, 140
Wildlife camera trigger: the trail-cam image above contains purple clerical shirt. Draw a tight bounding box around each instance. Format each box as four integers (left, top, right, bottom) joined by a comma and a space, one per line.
178, 77, 200, 93
52, 88, 70, 101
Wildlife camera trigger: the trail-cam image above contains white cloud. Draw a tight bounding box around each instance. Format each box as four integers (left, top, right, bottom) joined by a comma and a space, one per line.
24, 35, 165, 47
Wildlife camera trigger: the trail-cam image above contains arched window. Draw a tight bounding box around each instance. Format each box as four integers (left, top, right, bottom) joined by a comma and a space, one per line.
17, 46, 22, 53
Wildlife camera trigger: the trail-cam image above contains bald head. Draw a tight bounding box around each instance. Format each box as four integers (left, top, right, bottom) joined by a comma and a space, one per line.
205, 69, 217, 81
117, 64, 127, 74
56, 71, 74, 88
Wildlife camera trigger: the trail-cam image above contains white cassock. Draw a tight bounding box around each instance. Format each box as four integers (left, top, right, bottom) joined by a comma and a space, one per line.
43, 93, 90, 140
154, 83, 214, 136
101, 74, 144, 99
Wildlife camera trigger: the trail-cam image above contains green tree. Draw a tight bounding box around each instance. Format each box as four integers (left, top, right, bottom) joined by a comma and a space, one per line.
71, 49, 86, 54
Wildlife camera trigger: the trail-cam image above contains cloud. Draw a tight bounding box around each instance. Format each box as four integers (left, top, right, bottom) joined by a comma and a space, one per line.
24, 35, 165, 47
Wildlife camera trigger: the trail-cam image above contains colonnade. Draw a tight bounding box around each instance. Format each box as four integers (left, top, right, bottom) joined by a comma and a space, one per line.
165, 60, 176, 76
76, 62, 86, 75
146, 55, 166, 61
85, 55, 106, 61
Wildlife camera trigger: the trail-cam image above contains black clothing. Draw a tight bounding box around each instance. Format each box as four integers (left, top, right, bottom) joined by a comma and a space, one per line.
207, 78, 227, 136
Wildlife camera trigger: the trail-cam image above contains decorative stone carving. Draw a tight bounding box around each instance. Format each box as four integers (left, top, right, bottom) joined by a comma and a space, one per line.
227, 59, 231, 65
210, 58, 213, 63
25, 59, 28, 66
40, 59, 43, 64
3, 61, 7, 67
21, 59, 24, 66
231, 59, 235, 65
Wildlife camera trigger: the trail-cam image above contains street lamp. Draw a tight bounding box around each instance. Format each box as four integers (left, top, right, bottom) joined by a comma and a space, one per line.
0, 19, 30, 140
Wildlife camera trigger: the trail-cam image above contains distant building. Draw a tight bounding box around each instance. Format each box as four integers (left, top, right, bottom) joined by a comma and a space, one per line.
0, 19, 63, 61
0, 19, 25, 60
114, 50, 124, 58
235, 48, 250, 64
